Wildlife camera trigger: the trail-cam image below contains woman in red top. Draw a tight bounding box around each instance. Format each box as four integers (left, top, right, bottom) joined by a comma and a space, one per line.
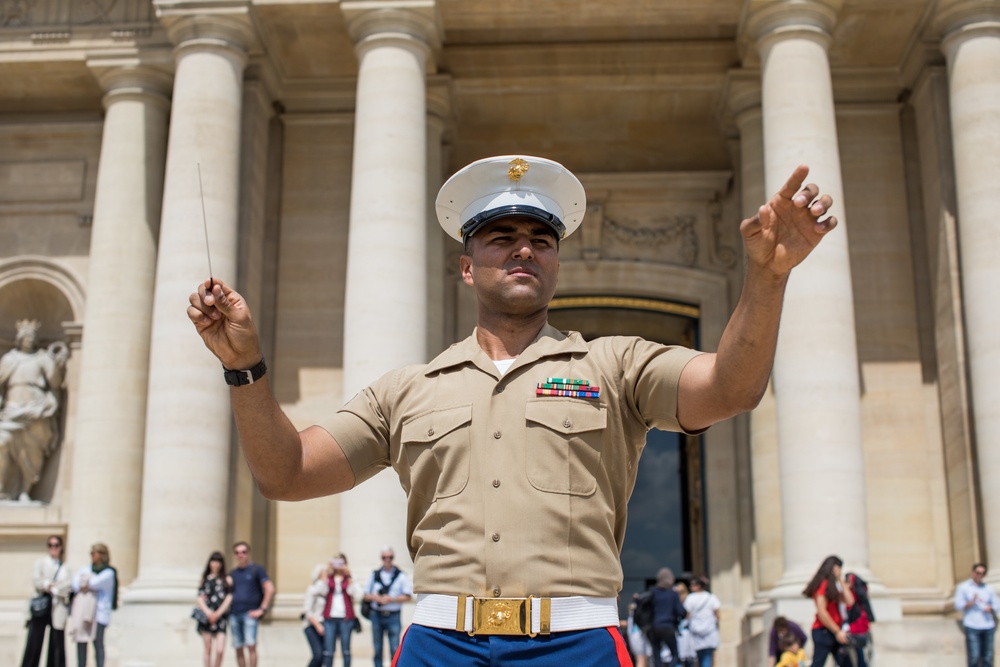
802, 555, 855, 667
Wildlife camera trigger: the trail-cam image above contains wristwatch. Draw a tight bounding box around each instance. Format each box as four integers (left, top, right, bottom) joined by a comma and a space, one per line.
223, 357, 267, 386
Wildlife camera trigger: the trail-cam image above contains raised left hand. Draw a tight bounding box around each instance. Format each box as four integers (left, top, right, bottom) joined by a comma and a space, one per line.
741, 165, 838, 277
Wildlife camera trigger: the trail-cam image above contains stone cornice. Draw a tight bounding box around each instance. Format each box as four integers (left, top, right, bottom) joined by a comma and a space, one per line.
154, 0, 259, 55
426, 73, 452, 122
721, 69, 762, 119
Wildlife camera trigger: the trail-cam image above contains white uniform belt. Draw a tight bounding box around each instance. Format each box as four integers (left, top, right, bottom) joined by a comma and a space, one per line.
412, 593, 619, 636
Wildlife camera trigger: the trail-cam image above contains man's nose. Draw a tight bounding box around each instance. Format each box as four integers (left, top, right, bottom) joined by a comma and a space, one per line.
512, 240, 534, 259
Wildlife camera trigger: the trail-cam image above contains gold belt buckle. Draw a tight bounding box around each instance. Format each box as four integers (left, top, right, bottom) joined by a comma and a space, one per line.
457, 594, 551, 637
473, 597, 529, 636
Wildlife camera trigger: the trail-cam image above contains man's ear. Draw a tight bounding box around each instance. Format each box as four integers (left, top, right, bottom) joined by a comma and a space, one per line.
460, 255, 474, 287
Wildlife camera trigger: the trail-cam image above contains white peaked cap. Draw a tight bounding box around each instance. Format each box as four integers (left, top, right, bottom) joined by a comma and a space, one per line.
435, 155, 587, 242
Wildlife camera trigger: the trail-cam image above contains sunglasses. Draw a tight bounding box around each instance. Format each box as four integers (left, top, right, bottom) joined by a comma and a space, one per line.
48, 543, 61, 548
234, 550, 249, 555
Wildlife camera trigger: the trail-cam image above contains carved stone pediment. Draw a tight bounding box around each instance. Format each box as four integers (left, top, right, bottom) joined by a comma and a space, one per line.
602, 213, 700, 266
567, 171, 737, 271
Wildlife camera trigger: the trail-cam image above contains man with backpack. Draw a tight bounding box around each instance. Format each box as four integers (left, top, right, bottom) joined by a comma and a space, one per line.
363, 547, 412, 666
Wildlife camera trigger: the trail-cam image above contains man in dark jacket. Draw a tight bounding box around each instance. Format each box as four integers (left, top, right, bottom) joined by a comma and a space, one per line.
649, 568, 688, 667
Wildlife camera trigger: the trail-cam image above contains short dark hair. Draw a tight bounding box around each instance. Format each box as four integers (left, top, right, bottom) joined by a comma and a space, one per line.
780, 633, 800, 650
973, 562, 987, 573
233, 541, 251, 553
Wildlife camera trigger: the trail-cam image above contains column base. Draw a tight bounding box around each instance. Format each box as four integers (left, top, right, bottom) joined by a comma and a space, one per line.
122, 573, 199, 604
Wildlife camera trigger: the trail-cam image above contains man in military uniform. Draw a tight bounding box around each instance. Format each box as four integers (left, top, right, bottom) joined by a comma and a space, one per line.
188, 155, 836, 666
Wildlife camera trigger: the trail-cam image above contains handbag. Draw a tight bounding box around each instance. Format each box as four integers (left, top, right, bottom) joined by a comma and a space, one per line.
29, 561, 61, 619
361, 600, 372, 620
191, 606, 209, 624
352, 617, 362, 633
29, 593, 52, 619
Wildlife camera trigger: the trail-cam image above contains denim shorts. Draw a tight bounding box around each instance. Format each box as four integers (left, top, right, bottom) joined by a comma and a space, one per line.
230, 612, 259, 648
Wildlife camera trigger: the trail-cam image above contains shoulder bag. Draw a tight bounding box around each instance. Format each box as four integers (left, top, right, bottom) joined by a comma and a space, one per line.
687, 595, 716, 637
29, 562, 61, 620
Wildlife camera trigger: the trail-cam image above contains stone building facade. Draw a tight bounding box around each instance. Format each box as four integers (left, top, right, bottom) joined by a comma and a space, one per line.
0, 0, 997, 664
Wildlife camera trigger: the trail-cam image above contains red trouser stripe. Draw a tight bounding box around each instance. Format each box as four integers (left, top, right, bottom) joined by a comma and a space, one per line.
606, 626, 635, 666
391, 625, 411, 667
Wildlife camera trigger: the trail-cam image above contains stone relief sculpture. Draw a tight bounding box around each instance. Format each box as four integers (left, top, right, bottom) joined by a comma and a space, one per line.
0, 319, 68, 501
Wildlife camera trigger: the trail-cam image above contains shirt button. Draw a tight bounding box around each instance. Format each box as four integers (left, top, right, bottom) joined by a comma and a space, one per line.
492, 532, 500, 542
492, 479, 501, 488
493, 430, 502, 439
563, 418, 572, 429
496, 385, 505, 393
427, 428, 435, 437
493, 587, 502, 597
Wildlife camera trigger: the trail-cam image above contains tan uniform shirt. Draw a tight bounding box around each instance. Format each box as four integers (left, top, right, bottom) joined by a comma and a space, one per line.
329, 324, 702, 599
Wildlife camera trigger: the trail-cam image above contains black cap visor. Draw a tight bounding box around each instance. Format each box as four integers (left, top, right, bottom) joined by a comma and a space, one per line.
460, 204, 566, 240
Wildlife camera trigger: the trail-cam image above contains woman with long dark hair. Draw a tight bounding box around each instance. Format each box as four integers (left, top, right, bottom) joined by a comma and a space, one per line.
802, 555, 855, 667
195, 551, 233, 667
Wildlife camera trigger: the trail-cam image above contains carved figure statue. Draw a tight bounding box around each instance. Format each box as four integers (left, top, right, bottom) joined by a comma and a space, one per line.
0, 319, 68, 501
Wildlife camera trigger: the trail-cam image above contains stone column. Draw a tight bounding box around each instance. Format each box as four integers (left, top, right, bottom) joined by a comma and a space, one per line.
338, 2, 440, 574
67, 59, 172, 582
728, 74, 787, 595
938, 3, 1000, 581
425, 75, 452, 358
747, 0, 871, 597
128, 9, 254, 602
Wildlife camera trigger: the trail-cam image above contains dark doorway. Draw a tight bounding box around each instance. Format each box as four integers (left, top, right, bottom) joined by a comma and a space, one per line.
547, 296, 705, 618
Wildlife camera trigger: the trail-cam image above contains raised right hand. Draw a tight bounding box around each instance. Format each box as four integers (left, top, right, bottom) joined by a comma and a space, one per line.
187, 279, 263, 370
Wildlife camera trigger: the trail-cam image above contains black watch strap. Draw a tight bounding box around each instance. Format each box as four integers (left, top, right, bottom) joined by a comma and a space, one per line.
223, 357, 267, 386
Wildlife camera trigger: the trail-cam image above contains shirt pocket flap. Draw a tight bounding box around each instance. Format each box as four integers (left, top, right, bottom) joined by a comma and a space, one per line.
401, 404, 472, 444
525, 399, 607, 433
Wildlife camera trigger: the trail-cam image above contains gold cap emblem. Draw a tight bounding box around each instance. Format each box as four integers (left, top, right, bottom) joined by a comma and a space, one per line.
507, 158, 529, 181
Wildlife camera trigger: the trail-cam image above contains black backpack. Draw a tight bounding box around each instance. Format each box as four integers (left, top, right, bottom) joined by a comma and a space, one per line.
633, 590, 655, 635
361, 567, 401, 620
848, 572, 875, 622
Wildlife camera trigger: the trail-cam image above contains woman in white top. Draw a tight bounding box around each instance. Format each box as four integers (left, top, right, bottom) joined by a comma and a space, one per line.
303, 563, 331, 667
70, 543, 116, 667
683, 576, 721, 667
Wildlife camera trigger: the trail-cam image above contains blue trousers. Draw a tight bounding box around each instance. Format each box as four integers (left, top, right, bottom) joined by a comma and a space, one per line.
965, 626, 996, 667
304, 625, 323, 667
809, 628, 851, 667
371, 611, 402, 667
393, 624, 633, 667
323, 618, 354, 667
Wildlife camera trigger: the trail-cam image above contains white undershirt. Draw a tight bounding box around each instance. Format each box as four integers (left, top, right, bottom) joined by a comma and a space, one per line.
329, 575, 347, 618
493, 359, 515, 375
